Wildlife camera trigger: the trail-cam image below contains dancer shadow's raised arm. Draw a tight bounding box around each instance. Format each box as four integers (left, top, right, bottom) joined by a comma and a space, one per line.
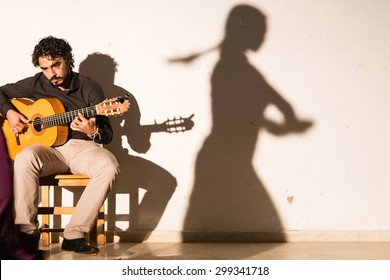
262, 86, 313, 136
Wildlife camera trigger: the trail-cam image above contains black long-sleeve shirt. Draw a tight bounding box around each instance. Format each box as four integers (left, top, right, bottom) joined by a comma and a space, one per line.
0, 72, 113, 144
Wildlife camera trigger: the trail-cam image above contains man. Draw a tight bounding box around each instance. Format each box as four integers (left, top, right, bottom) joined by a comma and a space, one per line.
0, 36, 119, 255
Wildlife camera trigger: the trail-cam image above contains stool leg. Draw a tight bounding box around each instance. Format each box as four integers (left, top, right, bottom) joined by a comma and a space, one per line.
89, 225, 98, 247
97, 205, 105, 246
41, 185, 50, 246
106, 191, 115, 243
51, 186, 62, 243
88, 205, 105, 247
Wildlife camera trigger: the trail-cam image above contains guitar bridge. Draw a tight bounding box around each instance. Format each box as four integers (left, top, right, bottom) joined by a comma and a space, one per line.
14, 132, 21, 146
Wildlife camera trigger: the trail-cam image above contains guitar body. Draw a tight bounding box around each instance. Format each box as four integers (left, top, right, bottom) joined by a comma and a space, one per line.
1, 98, 68, 160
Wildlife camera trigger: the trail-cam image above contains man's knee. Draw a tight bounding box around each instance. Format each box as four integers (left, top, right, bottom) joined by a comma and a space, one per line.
89, 155, 119, 182
106, 159, 120, 181
14, 144, 43, 170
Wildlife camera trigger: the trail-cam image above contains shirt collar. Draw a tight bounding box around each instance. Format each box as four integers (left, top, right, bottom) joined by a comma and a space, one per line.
66, 72, 80, 94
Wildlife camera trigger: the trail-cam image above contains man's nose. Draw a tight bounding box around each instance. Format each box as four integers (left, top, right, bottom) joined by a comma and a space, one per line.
49, 68, 56, 78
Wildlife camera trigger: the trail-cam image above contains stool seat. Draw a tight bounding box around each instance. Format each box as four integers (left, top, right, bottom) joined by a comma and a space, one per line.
38, 174, 105, 247
39, 174, 90, 186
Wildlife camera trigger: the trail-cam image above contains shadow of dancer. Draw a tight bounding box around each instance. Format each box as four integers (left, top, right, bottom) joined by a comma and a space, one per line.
79, 53, 177, 242
170, 5, 312, 241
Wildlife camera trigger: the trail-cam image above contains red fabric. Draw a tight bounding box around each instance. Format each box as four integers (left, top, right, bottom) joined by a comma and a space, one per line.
0, 129, 41, 259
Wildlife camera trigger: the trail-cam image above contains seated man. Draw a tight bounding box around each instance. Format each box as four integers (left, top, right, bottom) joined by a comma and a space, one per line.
0, 36, 119, 255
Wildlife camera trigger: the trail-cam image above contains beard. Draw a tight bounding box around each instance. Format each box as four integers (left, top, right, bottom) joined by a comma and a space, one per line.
51, 77, 63, 86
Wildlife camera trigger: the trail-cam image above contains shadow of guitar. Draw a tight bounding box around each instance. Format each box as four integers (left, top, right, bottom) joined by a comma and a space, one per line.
141, 114, 195, 134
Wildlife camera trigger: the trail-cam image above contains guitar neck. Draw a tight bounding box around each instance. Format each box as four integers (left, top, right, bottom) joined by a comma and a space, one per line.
141, 115, 194, 134
141, 124, 167, 133
40, 105, 97, 128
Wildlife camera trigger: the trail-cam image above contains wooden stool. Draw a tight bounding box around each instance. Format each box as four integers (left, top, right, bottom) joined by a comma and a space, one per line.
38, 174, 105, 247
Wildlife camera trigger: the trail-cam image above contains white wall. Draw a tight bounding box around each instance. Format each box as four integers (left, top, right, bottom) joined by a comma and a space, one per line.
1, 0, 390, 241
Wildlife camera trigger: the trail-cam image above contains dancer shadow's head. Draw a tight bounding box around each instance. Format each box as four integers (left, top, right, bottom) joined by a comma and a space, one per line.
223, 5, 267, 52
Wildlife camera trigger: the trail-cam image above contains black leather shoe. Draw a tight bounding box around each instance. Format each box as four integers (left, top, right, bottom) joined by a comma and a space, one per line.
61, 238, 99, 255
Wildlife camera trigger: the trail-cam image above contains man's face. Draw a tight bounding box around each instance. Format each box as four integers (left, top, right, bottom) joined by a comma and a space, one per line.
38, 56, 70, 88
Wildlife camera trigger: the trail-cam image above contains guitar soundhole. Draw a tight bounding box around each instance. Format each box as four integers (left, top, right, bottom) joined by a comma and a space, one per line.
32, 118, 43, 132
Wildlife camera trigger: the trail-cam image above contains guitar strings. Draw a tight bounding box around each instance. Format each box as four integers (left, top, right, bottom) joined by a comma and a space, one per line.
30, 106, 97, 129
29, 98, 126, 129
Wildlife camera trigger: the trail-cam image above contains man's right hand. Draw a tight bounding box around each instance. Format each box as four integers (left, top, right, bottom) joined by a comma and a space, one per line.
5, 109, 29, 133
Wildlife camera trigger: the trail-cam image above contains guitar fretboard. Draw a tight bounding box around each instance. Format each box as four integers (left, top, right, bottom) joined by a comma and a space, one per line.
35, 106, 98, 128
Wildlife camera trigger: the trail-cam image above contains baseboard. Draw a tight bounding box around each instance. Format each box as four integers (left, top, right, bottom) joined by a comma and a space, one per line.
106, 230, 390, 243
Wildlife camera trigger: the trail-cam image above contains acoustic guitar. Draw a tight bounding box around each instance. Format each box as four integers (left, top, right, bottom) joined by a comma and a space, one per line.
0, 95, 129, 160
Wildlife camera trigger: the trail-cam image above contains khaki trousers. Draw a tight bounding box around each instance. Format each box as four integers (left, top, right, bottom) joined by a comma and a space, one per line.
13, 139, 119, 240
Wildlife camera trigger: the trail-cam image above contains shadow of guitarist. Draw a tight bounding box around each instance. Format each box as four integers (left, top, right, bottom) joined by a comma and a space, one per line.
79, 53, 179, 241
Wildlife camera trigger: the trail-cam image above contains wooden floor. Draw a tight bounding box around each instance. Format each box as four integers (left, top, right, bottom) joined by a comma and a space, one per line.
41, 241, 390, 260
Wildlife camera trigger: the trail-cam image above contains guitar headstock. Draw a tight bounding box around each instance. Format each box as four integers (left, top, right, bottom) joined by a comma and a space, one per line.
162, 114, 195, 133
96, 95, 130, 117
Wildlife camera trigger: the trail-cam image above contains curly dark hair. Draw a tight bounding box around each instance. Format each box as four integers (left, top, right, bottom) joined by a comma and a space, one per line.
32, 36, 75, 68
